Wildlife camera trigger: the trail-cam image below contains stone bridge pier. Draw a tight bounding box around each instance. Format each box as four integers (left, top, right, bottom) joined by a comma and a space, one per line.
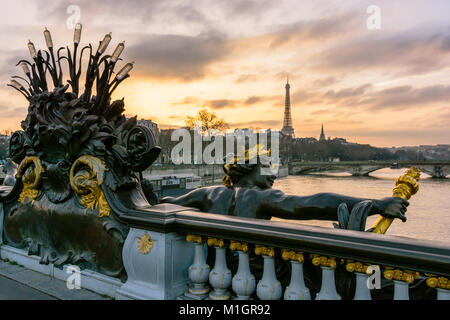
412, 165, 450, 179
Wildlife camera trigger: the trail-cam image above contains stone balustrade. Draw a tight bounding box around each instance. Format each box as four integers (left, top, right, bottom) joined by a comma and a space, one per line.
113, 204, 450, 300
180, 236, 449, 300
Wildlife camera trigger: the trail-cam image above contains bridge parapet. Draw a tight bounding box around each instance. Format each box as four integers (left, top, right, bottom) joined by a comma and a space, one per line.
114, 204, 450, 300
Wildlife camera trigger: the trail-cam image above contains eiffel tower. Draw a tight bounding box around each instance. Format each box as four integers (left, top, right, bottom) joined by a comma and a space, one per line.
281, 78, 295, 137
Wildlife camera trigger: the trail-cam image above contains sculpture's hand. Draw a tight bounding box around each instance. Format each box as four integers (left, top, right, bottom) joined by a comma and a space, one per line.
373, 197, 409, 222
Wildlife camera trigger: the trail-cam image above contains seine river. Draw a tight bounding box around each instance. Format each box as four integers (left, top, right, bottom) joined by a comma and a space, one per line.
272, 168, 450, 244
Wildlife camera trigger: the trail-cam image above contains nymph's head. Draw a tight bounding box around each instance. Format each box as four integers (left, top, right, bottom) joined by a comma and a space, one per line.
222, 145, 276, 189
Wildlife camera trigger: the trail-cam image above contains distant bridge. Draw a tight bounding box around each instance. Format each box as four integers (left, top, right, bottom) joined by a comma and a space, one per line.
288, 160, 450, 178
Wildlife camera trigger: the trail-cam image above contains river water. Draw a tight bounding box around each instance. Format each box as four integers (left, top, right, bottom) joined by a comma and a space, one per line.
272, 168, 450, 244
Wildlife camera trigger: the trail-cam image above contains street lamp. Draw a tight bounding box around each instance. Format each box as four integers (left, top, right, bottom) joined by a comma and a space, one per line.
98, 32, 112, 55
73, 23, 82, 44
111, 41, 125, 63
27, 40, 37, 59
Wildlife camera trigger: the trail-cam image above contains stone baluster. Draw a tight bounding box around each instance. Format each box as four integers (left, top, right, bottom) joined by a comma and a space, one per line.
185, 234, 210, 299
346, 261, 373, 300
426, 276, 450, 300
230, 240, 256, 300
311, 254, 341, 300
255, 245, 282, 300
281, 249, 310, 300
207, 237, 232, 300
383, 267, 418, 300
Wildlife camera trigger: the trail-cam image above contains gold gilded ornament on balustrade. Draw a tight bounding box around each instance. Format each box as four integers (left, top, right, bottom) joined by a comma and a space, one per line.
346, 260, 372, 274
310, 254, 337, 269
254, 245, 275, 257
372, 167, 421, 234
137, 234, 154, 254
207, 237, 226, 248
69, 155, 110, 218
281, 249, 304, 263
426, 275, 450, 290
186, 234, 203, 244
383, 267, 419, 284
17, 156, 43, 203
229, 240, 249, 252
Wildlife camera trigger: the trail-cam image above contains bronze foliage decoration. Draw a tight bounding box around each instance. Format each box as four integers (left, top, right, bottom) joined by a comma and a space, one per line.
2, 25, 161, 281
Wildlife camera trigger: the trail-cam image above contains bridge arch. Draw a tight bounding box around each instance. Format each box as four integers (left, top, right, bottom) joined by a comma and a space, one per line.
289, 161, 450, 178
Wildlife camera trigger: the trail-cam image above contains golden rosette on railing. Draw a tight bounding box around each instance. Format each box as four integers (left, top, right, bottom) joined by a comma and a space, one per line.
254, 245, 275, 257
345, 260, 372, 274
426, 275, 450, 290
310, 254, 338, 269
383, 267, 419, 284
229, 240, 249, 252
186, 234, 203, 244
372, 167, 421, 234
281, 249, 304, 263
207, 237, 226, 248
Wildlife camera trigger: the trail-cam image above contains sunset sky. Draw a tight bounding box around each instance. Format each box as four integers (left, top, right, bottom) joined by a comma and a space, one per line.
0, 0, 449, 147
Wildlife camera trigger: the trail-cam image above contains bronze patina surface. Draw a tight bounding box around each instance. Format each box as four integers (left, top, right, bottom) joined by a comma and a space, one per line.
2, 25, 161, 281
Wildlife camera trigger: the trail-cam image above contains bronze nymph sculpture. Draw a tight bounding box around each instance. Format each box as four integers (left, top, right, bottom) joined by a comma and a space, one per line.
161, 146, 409, 225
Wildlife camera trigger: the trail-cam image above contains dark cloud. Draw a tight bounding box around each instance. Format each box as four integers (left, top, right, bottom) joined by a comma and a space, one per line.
324, 84, 372, 99
40, 0, 210, 29
203, 99, 236, 109
313, 77, 338, 88
171, 96, 202, 106
318, 32, 450, 76
267, 11, 360, 48
367, 85, 450, 110
171, 96, 236, 109
244, 96, 263, 105
291, 90, 322, 105
234, 73, 260, 83
244, 95, 279, 105
0, 104, 27, 118
216, 0, 277, 18
308, 83, 450, 112
310, 109, 333, 116
127, 31, 230, 81
0, 49, 30, 82
230, 119, 281, 129
172, 94, 278, 110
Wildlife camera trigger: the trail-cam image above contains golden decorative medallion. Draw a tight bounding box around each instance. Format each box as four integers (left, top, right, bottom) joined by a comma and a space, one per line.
137, 234, 154, 254
69, 155, 110, 218
17, 156, 43, 203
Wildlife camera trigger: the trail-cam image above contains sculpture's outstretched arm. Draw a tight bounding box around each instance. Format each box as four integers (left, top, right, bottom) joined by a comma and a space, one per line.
258, 189, 408, 222
161, 188, 209, 211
